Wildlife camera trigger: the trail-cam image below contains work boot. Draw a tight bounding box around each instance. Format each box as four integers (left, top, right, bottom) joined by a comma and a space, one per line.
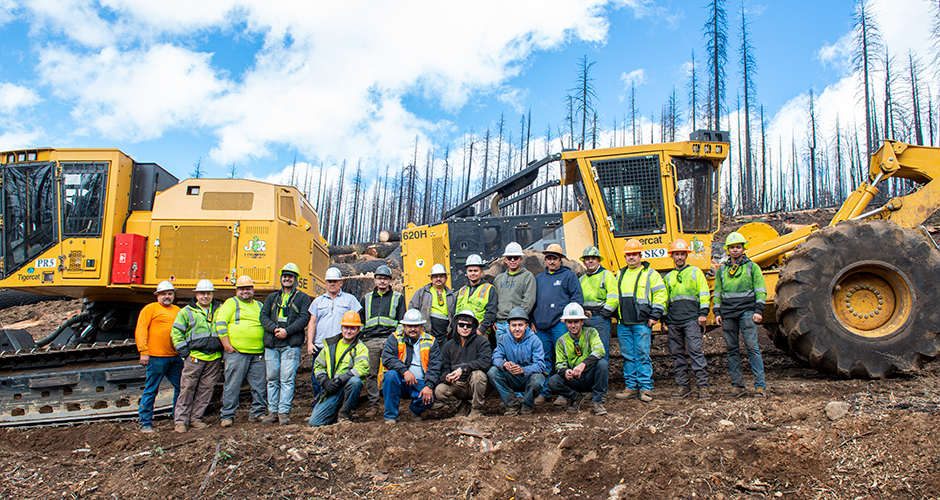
615, 389, 639, 400
278, 413, 291, 425
364, 407, 380, 418
753, 388, 766, 398
639, 390, 653, 403
140, 426, 154, 434
553, 396, 567, 406
533, 395, 549, 405
519, 406, 533, 416
592, 402, 608, 416
730, 386, 747, 398
220, 419, 233, 428
467, 408, 484, 419
247, 415, 263, 423
456, 401, 472, 417
699, 387, 710, 400
261, 413, 278, 424
384, 419, 397, 425
566, 393, 584, 412
189, 419, 208, 429
337, 411, 351, 423
504, 406, 520, 416
429, 401, 446, 411
174, 423, 187, 433
673, 386, 692, 399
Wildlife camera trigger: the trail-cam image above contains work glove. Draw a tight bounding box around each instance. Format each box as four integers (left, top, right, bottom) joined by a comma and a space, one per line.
327, 378, 343, 394
177, 345, 190, 359
337, 373, 353, 385
599, 309, 613, 320
319, 378, 335, 394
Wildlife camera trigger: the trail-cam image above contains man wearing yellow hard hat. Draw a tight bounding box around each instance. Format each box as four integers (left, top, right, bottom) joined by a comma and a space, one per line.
217, 275, 267, 427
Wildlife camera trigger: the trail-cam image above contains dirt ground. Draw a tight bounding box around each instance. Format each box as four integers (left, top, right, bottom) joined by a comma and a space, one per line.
1, 326, 938, 500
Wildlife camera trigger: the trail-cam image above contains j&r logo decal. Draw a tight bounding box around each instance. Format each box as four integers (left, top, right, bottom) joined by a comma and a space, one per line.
244, 237, 267, 253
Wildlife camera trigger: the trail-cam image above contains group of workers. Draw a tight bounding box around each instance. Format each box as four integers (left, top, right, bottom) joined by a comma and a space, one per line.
135, 231, 766, 431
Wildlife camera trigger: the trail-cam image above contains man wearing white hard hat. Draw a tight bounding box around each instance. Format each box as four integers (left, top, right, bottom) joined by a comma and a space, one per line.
493, 242, 536, 342
546, 303, 608, 415
135, 280, 182, 433
217, 275, 267, 427
381, 309, 443, 424
261, 263, 312, 425
453, 254, 498, 341
171, 279, 224, 433
408, 263, 456, 342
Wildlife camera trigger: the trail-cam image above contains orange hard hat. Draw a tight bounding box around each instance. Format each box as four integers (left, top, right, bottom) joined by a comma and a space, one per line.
340, 310, 362, 327
235, 275, 254, 287
544, 243, 566, 259
668, 238, 691, 254
623, 239, 644, 254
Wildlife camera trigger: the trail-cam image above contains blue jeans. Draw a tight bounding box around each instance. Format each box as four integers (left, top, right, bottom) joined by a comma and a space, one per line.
138, 355, 183, 427
382, 370, 434, 421
547, 359, 609, 403
308, 376, 363, 426
722, 312, 766, 389
221, 351, 267, 420
585, 315, 611, 362
265, 346, 301, 414
487, 366, 545, 409
617, 323, 653, 391
536, 322, 568, 396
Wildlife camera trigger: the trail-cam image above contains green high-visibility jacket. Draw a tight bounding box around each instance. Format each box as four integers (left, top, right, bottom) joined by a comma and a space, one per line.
554, 326, 605, 373
171, 300, 222, 361
579, 267, 618, 317
615, 264, 667, 324
663, 265, 711, 325
713, 256, 766, 317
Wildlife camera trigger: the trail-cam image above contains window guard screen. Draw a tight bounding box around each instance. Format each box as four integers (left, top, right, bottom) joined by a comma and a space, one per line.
61, 162, 108, 237
2, 162, 58, 276
673, 158, 717, 233
593, 155, 666, 236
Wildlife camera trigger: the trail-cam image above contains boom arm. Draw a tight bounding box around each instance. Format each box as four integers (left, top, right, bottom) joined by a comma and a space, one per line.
749, 140, 940, 267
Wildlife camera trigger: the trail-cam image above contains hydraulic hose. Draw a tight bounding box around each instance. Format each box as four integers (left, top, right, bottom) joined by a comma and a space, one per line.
35, 312, 92, 348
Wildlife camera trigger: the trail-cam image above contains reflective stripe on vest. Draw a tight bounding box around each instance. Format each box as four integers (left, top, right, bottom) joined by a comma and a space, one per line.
395, 332, 432, 370
364, 291, 401, 329
457, 283, 493, 323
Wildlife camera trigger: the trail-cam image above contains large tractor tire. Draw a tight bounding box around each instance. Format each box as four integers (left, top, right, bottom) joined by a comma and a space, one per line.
775, 220, 940, 378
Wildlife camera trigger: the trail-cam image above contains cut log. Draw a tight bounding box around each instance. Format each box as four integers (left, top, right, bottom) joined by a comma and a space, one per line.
378, 230, 401, 243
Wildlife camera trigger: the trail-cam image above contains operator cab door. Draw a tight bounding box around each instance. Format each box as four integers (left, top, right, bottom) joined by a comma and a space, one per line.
0, 158, 58, 278
59, 162, 109, 279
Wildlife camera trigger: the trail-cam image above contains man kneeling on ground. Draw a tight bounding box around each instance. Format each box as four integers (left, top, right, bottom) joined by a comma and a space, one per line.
487, 307, 545, 415
434, 309, 492, 418
547, 303, 609, 415
381, 309, 442, 424
309, 311, 369, 426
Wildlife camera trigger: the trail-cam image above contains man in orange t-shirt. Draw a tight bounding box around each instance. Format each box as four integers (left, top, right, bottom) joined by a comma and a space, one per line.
136, 280, 183, 433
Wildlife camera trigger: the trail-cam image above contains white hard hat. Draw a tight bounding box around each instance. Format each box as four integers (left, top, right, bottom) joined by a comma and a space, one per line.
503, 242, 524, 257
154, 281, 175, 294
194, 279, 215, 292
429, 263, 447, 276
325, 267, 343, 281
400, 308, 425, 326
560, 302, 587, 320
464, 254, 485, 268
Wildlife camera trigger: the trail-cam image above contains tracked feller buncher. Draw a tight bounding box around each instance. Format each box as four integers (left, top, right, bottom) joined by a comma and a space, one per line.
401, 131, 940, 379
0, 148, 329, 426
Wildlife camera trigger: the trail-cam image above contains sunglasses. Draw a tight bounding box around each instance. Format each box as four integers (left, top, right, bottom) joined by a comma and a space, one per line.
505, 256, 521, 261
457, 322, 474, 329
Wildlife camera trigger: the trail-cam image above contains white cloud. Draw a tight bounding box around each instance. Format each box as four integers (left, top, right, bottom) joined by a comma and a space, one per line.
0, 129, 43, 150
0, 82, 41, 112
37, 44, 228, 141
0, 0, 17, 25
620, 68, 647, 87
15, 0, 625, 170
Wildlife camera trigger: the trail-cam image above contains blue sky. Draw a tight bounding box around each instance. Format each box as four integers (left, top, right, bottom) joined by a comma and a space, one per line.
0, 0, 934, 192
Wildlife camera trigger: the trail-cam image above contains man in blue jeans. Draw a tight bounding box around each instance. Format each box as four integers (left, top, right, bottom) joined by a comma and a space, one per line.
487, 307, 545, 415
714, 232, 767, 398
309, 311, 369, 426
260, 263, 312, 425
532, 243, 583, 403
381, 309, 442, 424
614, 239, 667, 403
135, 280, 183, 433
